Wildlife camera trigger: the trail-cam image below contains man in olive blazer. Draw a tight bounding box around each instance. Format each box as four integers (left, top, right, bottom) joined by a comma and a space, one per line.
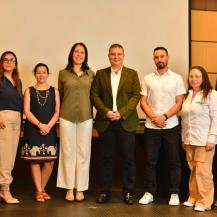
91, 44, 140, 205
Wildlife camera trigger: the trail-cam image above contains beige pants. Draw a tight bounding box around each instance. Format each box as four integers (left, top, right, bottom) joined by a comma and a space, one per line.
0, 110, 21, 190
57, 118, 93, 191
186, 145, 215, 208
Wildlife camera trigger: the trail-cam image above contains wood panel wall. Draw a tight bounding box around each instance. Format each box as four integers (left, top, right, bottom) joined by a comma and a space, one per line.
191, 0, 217, 11
191, 0, 217, 88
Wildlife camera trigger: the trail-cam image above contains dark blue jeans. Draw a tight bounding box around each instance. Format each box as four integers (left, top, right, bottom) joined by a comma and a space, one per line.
143, 126, 181, 196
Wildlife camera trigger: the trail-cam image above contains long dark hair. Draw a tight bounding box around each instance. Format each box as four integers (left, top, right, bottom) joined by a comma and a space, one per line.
65, 42, 89, 71
0, 51, 22, 95
186, 66, 212, 100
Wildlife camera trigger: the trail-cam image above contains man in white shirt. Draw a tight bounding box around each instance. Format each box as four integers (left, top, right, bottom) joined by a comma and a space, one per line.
139, 47, 186, 206
91, 44, 140, 205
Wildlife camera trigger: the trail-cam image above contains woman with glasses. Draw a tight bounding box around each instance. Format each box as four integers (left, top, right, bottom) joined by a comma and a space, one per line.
21, 63, 60, 202
57, 42, 94, 202
0, 51, 22, 204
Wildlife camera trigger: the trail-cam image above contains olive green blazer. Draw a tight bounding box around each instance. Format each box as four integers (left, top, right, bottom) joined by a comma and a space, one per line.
90, 66, 141, 132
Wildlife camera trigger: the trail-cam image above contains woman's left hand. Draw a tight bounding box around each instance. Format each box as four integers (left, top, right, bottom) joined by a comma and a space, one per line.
39, 124, 51, 135
205, 142, 215, 151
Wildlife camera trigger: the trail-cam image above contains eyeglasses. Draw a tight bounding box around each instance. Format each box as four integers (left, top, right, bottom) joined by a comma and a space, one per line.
2, 58, 16, 63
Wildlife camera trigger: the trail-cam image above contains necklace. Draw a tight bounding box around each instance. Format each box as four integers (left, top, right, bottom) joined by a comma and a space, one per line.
35, 88, 50, 106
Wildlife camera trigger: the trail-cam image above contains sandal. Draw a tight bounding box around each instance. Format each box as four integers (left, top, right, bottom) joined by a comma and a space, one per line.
35, 192, 45, 202
76, 191, 84, 201
65, 190, 74, 202
43, 192, 51, 200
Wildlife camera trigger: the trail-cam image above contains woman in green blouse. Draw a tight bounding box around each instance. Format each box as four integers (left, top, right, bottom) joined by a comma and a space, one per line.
57, 42, 94, 202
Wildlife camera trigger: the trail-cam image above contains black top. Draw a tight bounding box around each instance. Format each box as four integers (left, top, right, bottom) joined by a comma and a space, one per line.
0, 76, 22, 112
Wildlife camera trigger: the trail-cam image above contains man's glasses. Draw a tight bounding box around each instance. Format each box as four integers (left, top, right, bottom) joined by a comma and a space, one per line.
2, 58, 16, 63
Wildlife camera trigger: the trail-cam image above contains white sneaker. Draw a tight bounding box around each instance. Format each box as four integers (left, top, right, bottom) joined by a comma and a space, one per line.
194, 206, 205, 212
183, 201, 194, 207
169, 194, 180, 206
139, 192, 153, 205
194, 206, 211, 212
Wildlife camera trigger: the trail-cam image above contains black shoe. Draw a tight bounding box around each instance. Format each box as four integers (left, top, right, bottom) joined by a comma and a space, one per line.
123, 192, 134, 205
96, 193, 110, 204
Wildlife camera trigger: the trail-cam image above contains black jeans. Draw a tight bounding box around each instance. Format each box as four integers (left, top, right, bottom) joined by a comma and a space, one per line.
99, 121, 136, 194
143, 126, 181, 196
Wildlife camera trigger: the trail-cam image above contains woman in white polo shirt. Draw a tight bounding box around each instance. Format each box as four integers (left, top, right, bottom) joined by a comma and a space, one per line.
181, 66, 217, 212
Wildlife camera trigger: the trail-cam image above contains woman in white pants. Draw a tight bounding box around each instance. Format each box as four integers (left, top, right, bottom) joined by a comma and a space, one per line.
57, 42, 94, 201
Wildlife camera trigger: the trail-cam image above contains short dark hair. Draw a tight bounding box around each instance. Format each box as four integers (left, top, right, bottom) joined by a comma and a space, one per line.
153, 47, 168, 55
186, 66, 212, 100
65, 42, 89, 71
109, 43, 124, 53
33, 63, 50, 75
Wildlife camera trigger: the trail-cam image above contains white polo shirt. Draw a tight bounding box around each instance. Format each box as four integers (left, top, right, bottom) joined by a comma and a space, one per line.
141, 69, 186, 129
181, 89, 217, 146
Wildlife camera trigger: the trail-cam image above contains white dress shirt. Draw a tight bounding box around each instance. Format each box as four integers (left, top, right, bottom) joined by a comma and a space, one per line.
141, 69, 186, 129
181, 89, 217, 146
111, 67, 122, 112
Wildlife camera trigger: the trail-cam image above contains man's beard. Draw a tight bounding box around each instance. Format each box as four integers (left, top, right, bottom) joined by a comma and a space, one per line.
156, 62, 166, 69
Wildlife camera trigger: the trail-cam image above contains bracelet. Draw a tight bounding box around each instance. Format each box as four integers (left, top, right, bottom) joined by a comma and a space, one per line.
163, 113, 168, 120
37, 121, 41, 127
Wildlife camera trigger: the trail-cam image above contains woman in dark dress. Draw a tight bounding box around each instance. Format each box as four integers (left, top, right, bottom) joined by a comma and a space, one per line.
21, 63, 60, 202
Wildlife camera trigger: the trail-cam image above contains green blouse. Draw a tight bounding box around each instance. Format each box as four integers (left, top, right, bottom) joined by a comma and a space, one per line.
58, 69, 94, 123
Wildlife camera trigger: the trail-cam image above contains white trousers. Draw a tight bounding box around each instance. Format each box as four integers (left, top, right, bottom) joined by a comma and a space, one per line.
0, 110, 20, 190
57, 118, 93, 191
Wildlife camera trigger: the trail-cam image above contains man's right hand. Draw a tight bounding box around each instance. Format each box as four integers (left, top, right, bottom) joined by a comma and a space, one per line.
151, 115, 166, 128
106, 111, 120, 121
